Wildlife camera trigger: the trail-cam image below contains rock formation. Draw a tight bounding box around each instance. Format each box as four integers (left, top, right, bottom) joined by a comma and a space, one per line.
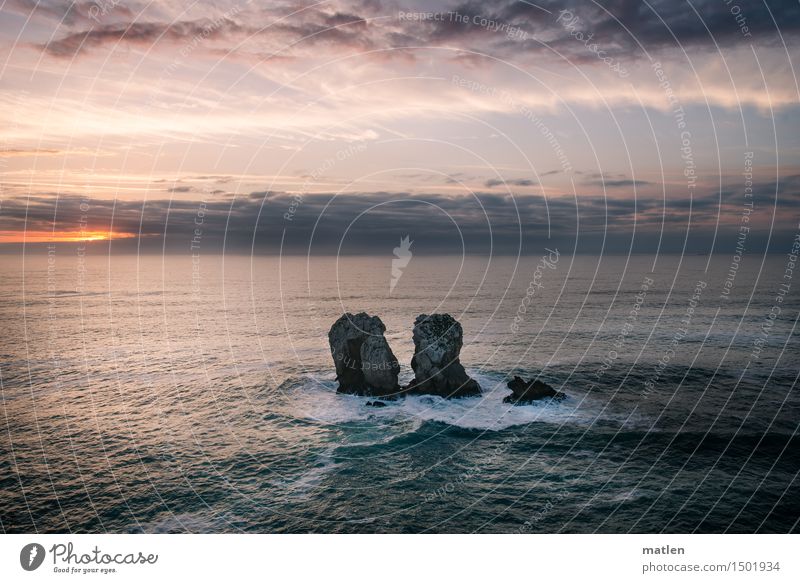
328, 313, 400, 397
503, 376, 566, 404
405, 313, 481, 398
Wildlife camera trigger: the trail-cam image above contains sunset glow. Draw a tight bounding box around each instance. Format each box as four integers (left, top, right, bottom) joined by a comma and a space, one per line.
0, 0, 796, 253
0, 230, 136, 244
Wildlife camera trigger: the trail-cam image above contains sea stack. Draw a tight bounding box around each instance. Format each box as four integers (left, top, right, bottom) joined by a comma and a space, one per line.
328, 313, 400, 397
406, 313, 481, 398
503, 376, 566, 404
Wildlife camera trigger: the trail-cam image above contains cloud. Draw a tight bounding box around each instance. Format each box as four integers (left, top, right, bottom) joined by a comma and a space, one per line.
0, 148, 61, 157
4, 0, 134, 27
35, 5, 377, 59
484, 178, 537, 188
585, 179, 652, 188
5, 0, 792, 154
0, 147, 114, 157
491, 0, 800, 53
586, 0, 800, 50
2, 0, 796, 257
35, 0, 800, 61
2, 174, 797, 253
41, 18, 248, 57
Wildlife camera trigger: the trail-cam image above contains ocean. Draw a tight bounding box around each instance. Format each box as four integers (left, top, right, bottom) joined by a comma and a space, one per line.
1, 252, 798, 533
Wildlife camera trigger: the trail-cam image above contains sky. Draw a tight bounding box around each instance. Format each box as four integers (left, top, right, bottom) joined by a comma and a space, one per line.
0, 0, 799, 254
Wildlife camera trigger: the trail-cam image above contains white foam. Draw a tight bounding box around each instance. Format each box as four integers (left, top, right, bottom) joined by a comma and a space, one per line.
287, 372, 644, 432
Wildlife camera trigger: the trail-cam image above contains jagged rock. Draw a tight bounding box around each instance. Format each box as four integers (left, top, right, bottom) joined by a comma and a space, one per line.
328, 313, 400, 397
503, 376, 566, 404
405, 313, 481, 398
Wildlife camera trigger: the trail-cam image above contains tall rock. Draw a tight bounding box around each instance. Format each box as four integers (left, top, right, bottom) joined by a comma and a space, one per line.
328, 313, 400, 397
406, 313, 481, 398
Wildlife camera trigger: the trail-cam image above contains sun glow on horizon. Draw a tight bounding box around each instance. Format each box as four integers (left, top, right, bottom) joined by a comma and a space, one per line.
0, 230, 137, 244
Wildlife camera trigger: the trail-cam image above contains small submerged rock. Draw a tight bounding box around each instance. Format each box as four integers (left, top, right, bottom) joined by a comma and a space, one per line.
405, 313, 481, 398
328, 313, 400, 398
366, 401, 387, 408
503, 375, 566, 405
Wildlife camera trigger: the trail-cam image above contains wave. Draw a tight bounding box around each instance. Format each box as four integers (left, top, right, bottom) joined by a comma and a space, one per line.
278, 371, 647, 433
267, 445, 343, 499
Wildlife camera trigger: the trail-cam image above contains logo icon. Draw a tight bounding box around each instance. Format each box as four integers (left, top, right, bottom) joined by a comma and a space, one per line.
390, 235, 413, 293
20, 543, 46, 571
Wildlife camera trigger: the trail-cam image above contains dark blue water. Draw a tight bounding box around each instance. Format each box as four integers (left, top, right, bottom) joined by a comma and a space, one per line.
1, 254, 798, 532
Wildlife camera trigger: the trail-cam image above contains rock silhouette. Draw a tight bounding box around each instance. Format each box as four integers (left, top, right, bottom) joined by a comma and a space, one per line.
405, 313, 481, 398
503, 376, 566, 404
328, 313, 400, 397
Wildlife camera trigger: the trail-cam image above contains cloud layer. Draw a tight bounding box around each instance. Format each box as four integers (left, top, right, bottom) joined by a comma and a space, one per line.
1, 0, 798, 254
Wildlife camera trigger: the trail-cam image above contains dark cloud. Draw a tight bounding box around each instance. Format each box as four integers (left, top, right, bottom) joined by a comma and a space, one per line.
36, 3, 385, 59
2, 176, 797, 254
485, 178, 537, 188
585, 179, 652, 188
494, 0, 800, 57
588, 0, 800, 50
324, 12, 368, 28
41, 18, 248, 57
34, 0, 799, 60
